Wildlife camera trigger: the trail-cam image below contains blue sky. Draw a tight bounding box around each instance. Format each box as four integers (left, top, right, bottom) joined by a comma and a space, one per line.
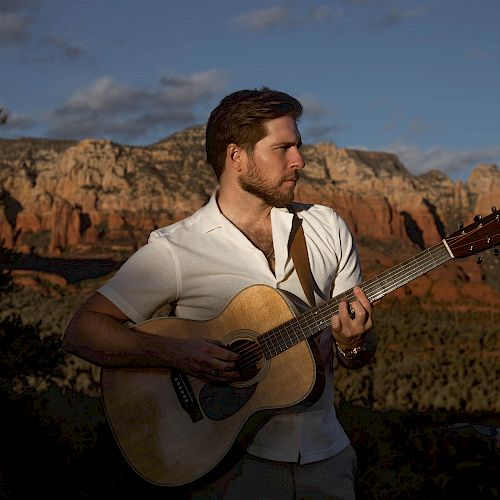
1, 0, 499, 180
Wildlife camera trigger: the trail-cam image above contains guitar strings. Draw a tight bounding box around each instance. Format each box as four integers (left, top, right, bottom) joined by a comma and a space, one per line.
233, 220, 499, 370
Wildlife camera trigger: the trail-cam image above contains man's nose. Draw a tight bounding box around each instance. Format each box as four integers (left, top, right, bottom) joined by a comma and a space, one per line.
291, 148, 305, 169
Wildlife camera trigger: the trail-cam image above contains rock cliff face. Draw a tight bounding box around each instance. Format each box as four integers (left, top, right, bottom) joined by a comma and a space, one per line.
0, 129, 215, 255
1, 127, 499, 306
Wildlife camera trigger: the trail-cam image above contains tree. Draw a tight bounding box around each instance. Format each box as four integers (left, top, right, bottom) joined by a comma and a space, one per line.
0, 107, 8, 125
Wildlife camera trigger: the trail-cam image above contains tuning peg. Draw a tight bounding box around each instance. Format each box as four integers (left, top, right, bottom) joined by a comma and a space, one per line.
476, 255, 483, 264
474, 214, 482, 222
458, 221, 464, 231
492, 206, 497, 213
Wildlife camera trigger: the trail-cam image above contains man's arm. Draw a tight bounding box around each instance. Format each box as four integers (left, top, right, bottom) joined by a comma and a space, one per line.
330, 286, 377, 370
62, 292, 240, 381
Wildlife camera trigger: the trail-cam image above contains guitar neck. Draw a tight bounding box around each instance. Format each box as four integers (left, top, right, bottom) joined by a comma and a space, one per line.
260, 241, 453, 358
359, 240, 453, 304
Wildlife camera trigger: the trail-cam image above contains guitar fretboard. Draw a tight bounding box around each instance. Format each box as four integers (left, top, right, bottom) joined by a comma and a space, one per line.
258, 241, 452, 359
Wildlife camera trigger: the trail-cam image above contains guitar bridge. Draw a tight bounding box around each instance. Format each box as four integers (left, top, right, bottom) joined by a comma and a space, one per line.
171, 370, 203, 423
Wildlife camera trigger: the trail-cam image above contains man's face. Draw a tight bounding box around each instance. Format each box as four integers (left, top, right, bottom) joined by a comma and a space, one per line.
238, 116, 305, 207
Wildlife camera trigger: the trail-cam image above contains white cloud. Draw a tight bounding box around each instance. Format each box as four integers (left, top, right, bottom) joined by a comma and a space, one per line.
0, 1, 40, 43
297, 95, 346, 142
305, 123, 345, 143
232, 5, 293, 31
0, 13, 30, 42
1, 1, 86, 63
343, 0, 387, 5
43, 33, 87, 59
159, 69, 230, 106
307, 5, 340, 22
231, 2, 339, 31
385, 143, 500, 179
299, 95, 330, 120
0, 0, 40, 12
45, 70, 230, 143
1, 110, 36, 129
62, 77, 148, 113
374, 6, 427, 26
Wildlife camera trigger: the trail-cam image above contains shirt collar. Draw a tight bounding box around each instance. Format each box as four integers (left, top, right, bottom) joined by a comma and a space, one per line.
200, 191, 225, 233
200, 190, 295, 243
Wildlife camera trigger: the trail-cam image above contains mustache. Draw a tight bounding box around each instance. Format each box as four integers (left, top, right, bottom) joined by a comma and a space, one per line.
285, 173, 300, 182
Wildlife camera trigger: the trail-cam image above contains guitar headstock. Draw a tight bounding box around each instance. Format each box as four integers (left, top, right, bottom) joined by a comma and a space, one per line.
446, 207, 500, 258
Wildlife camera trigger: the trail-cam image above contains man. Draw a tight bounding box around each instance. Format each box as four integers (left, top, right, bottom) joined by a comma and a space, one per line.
63, 87, 376, 499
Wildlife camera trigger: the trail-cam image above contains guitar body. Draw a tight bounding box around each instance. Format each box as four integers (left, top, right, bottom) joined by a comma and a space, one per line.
100, 285, 325, 487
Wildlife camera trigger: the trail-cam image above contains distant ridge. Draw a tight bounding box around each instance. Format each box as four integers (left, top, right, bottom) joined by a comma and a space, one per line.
0, 126, 499, 306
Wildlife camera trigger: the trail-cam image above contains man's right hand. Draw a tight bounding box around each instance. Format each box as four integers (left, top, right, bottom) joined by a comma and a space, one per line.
63, 292, 241, 382
165, 338, 241, 382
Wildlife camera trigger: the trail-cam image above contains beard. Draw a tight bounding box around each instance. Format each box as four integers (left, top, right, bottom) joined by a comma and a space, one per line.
238, 159, 298, 208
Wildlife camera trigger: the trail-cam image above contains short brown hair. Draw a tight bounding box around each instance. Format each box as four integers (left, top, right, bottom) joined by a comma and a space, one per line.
206, 87, 303, 179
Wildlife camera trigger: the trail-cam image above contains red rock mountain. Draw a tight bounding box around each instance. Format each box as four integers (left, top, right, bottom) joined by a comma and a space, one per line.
1, 126, 499, 307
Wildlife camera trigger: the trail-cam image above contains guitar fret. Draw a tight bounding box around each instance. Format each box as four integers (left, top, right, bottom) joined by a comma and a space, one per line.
362, 243, 451, 302
258, 333, 273, 359
301, 311, 319, 338
261, 242, 454, 359
295, 318, 310, 339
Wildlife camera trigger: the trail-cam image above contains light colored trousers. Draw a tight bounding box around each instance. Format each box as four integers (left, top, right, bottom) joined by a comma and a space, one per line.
188, 444, 357, 500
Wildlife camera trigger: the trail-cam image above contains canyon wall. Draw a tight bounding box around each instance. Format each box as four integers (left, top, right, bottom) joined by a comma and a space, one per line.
1, 127, 499, 307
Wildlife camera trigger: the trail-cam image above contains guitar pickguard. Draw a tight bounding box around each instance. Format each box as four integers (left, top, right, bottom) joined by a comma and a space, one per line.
199, 383, 257, 420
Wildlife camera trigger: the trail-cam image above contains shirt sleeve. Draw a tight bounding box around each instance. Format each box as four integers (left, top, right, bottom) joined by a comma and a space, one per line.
330, 211, 363, 296
97, 238, 180, 324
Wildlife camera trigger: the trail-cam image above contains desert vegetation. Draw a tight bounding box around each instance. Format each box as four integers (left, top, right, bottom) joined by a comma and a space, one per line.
0, 263, 498, 498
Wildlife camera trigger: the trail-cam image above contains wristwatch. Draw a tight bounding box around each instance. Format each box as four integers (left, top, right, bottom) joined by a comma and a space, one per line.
335, 333, 375, 360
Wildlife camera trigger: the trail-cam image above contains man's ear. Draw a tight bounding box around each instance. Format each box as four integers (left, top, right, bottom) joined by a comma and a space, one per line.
226, 143, 243, 172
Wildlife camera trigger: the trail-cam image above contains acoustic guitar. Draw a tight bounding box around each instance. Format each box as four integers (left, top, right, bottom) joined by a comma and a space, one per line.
101, 208, 499, 487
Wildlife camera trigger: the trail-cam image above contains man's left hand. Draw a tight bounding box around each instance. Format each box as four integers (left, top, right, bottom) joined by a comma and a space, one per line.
330, 286, 373, 350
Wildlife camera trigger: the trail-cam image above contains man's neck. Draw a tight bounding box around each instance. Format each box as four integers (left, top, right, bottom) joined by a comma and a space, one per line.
217, 184, 273, 230
217, 185, 276, 273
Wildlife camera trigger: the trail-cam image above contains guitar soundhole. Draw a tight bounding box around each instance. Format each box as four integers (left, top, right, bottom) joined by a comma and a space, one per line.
229, 339, 264, 382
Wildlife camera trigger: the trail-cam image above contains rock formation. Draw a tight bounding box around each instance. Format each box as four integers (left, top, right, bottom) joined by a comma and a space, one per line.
1, 127, 499, 306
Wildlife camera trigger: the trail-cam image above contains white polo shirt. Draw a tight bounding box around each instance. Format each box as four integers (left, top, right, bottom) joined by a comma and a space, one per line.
98, 191, 362, 464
